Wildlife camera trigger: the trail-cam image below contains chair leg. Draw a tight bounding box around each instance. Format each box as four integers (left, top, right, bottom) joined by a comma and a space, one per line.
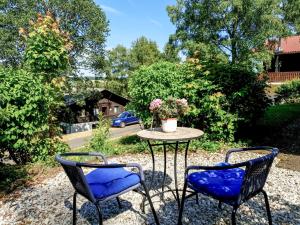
178, 180, 188, 225
95, 203, 103, 225
218, 201, 222, 209
116, 197, 122, 209
196, 193, 199, 205
73, 192, 77, 225
141, 181, 160, 225
261, 190, 273, 225
231, 206, 238, 225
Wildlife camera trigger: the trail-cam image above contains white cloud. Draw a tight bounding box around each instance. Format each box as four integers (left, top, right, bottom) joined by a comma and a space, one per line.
100, 5, 122, 15
149, 19, 163, 28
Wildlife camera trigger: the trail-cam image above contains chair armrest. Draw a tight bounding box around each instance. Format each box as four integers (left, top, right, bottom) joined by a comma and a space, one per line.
77, 162, 145, 181
225, 146, 276, 163
57, 152, 108, 164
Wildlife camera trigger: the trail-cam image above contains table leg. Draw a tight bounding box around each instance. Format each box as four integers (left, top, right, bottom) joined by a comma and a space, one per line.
162, 142, 167, 195
174, 141, 180, 207
184, 140, 190, 169
147, 140, 155, 190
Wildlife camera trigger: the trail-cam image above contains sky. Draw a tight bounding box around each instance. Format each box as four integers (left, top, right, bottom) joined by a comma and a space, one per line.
95, 0, 177, 50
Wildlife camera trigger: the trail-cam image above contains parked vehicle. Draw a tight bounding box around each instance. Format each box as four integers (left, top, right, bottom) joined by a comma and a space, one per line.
111, 111, 140, 128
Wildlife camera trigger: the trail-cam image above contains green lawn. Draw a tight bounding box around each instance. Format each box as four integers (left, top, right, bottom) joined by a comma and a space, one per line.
259, 103, 300, 128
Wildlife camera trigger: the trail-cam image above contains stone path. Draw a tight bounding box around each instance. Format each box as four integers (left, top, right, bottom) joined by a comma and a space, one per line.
0, 151, 299, 225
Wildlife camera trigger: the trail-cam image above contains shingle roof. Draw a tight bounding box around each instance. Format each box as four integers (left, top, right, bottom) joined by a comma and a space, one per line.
279, 35, 300, 54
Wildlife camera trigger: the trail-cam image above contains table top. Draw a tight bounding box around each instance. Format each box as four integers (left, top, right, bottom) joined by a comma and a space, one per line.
137, 127, 204, 141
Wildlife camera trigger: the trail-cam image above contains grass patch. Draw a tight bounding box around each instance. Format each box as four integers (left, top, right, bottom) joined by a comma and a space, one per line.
258, 103, 300, 128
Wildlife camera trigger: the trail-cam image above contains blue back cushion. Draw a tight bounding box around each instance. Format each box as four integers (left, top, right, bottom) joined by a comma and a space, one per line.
187, 163, 245, 200
85, 167, 140, 200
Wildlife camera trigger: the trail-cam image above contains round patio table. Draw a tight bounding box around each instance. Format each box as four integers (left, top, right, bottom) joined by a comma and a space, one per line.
137, 127, 204, 207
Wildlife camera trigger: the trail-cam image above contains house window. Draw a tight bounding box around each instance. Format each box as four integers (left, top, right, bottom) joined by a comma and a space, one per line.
114, 106, 119, 113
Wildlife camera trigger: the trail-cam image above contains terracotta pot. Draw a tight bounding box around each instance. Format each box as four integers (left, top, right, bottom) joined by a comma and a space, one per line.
161, 118, 177, 132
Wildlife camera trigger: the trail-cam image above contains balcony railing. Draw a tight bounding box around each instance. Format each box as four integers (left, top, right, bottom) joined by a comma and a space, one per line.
268, 71, 300, 83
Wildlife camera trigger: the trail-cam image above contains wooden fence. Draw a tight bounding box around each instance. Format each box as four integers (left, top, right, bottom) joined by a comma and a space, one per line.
268, 71, 300, 83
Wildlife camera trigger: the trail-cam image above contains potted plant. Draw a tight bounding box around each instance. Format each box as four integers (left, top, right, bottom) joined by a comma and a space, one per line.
149, 97, 189, 132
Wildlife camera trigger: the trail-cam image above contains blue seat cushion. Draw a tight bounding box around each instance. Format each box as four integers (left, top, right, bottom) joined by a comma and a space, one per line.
85, 167, 140, 200
187, 162, 245, 200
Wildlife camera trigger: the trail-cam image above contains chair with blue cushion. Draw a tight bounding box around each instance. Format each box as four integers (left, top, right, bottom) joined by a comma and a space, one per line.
55, 152, 159, 225
178, 146, 278, 225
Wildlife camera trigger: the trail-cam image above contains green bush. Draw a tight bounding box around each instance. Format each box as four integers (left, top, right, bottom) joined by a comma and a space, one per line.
206, 63, 270, 126
89, 113, 111, 153
128, 61, 186, 125
0, 67, 67, 164
128, 61, 237, 141
276, 79, 300, 103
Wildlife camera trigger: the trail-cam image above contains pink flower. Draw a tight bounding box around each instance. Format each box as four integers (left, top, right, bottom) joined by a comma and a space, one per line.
176, 98, 188, 107
149, 99, 162, 112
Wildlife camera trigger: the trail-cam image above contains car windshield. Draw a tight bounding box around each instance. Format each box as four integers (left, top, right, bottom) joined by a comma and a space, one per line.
118, 112, 128, 118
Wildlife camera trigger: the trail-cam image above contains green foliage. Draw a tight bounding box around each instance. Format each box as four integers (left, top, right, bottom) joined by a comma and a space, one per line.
22, 12, 71, 82
0, 0, 109, 71
128, 61, 186, 125
107, 45, 131, 79
128, 61, 237, 141
162, 42, 180, 63
282, 0, 300, 32
0, 67, 68, 164
206, 63, 270, 125
0, 0, 37, 66
167, 0, 292, 70
129, 36, 162, 70
89, 113, 110, 153
276, 79, 300, 103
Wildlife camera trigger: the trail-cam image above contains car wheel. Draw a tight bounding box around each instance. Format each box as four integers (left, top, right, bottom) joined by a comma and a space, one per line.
120, 122, 125, 128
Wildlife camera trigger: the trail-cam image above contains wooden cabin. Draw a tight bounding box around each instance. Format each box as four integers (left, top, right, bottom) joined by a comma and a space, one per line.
267, 35, 300, 83
60, 89, 129, 133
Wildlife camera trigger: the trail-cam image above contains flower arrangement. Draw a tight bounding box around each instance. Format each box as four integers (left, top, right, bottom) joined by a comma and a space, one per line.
149, 97, 189, 119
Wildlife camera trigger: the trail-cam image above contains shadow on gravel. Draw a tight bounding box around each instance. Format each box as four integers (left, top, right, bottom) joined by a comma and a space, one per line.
146, 193, 300, 224
143, 170, 173, 191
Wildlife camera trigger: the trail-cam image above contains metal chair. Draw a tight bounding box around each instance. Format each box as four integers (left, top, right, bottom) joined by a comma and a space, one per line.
178, 146, 279, 225
55, 152, 159, 225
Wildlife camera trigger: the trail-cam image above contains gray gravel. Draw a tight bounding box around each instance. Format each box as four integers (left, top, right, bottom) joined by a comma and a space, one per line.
0, 151, 299, 225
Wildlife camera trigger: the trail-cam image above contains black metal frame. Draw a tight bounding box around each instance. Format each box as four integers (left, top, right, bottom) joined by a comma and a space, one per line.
178, 146, 279, 225
55, 152, 160, 225
146, 140, 190, 207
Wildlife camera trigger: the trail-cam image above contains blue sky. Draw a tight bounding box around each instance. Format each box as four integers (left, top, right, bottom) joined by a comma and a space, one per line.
95, 0, 176, 50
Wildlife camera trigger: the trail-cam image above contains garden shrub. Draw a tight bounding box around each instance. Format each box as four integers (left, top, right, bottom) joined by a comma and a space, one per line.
89, 113, 111, 153
276, 79, 300, 103
0, 67, 68, 164
128, 61, 237, 141
205, 63, 270, 126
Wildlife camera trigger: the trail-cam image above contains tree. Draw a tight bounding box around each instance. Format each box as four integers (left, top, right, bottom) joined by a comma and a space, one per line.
167, 0, 291, 70
129, 36, 162, 70
0, 0, 109, 71
162, 42, 180, 63
21, 11, 72, 82
107, 44, 130, 79
282, 0, 300, 32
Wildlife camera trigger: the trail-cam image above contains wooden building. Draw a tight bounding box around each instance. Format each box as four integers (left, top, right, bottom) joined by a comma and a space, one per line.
267, 35, 300, 83
60, 89, 129, 133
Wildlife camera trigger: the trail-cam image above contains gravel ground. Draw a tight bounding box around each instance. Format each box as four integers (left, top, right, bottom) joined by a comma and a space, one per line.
0, 151, 299, 225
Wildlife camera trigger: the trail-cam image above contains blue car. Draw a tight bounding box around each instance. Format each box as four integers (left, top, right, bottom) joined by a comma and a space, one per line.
112, 111, 140, 128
